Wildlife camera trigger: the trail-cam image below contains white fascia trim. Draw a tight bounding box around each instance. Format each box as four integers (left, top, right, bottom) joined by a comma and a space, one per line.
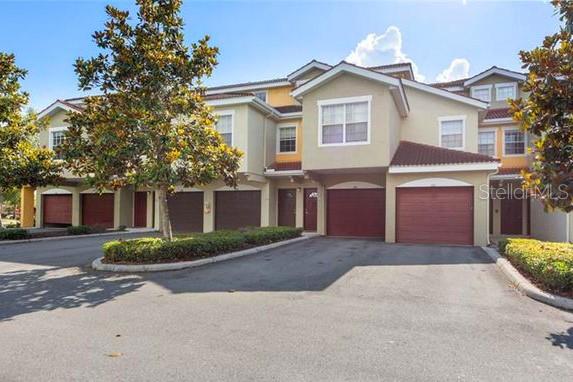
206, 80, 291, 95
264, 170, 305, 177
464, 68, 526, 87
291, 63, 404, 101
481, 117, 515, 125
398, 177, 473, 188
41, 188, 73, 195
438, 115, 467, 151
470, 84, 492, 102
495, 82, 518, 101
389, 162, 500, 174
317, 95, 372, 147
402, 78, 488, 109
490, 174, 523, 180
276, 123, 298, 154
207, 96, 280, 119
287, 61, 332, 81
38, 102, 79, 120
277, 112, 302, 119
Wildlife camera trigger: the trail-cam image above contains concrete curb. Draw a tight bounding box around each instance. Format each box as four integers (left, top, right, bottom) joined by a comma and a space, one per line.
481, 246, 573, 311
0, 228, 157, 246
92, 235, 313, 272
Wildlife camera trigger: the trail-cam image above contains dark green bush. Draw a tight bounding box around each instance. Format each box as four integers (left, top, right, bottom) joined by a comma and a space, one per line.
5, 223, 20, 228
502, 238, 573, 292
0, 228, 30, 240
67, 225, 109, 235
103, 226, 302, 264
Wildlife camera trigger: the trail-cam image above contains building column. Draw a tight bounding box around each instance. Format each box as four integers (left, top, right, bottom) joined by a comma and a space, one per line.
114, 187, 133, 229
295, 187, 304, 229
146, 191, 154, 228
203, 190, 215, 232
20, 186, 36, 228
71, 189, 82, 226
153, 191, 161, 230
260, 181, 276, 227
34, 187, 44, 228
316, 183, 326, 235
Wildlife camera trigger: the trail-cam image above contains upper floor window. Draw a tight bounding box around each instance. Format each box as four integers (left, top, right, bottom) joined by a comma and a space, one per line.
495, 83, 517, 101
470, 85, 492, 102
504, 128, 526, 155
48, 127, 66, 159
253, 91, 267, 102
318, 95, 371, 146
215, 112, 233, 146
439, 116, 465, 150
478, 130, 496, 157
278, 125, 296, 153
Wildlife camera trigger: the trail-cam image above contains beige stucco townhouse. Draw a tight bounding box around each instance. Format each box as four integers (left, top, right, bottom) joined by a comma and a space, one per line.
21, 59, 572, 245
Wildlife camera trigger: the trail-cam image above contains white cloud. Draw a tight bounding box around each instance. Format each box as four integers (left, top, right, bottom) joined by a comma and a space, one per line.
345, 26, 425, 82
435, 58, 471, 83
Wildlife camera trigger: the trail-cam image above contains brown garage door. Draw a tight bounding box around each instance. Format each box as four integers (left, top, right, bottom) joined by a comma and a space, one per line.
327, 188, 385, 237
133, 191, 148, 228
43, 194, 72, 226
215, 190, 261, 230
82, 193, 114, 228
167, 192, 204, 233
396, 187, 473, 245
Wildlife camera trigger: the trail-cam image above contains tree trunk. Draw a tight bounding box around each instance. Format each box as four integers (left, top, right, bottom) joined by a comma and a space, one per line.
0, 194, 4, 229
157, 186, 173, 241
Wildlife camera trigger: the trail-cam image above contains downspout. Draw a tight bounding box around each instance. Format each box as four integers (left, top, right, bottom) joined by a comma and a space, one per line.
486, 165, 500, 246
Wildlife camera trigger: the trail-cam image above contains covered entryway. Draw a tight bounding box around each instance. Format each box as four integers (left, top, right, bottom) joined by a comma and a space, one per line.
500, 198, 523, 235
215, 190, 261, 230
303, 188, 317, 232
81, 193, 114, 228
278, 189, 296, 227
42, 194, 72, 227
327, 188, 385, 237
396, 187, 473, 245
167, 192, 203, 233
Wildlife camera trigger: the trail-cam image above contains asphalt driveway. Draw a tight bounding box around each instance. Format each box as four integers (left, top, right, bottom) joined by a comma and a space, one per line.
0, 236, 572, 381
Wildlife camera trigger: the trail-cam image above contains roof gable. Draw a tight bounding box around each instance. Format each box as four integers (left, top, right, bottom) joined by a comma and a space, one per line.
37, 100, 84, 119
464, 66, 526, 87
287, 60, 332, 82
291, 61, 409, 117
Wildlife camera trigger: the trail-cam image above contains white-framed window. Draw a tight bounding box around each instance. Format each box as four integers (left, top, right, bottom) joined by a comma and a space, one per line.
495, 82, 517, 101
318, 95, 371, 147
48, 126, 67, 159
215, 111, 234, 146
439, 116, 466, 150
470, 85, 492, 102
277, 125, 297, 153
503, 128, 526, 156
253, 91, 267, 102
478, 129, 496, 157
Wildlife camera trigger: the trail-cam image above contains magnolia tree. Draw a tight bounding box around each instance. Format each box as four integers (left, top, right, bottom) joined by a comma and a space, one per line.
0, 52, 61, 228
511, 0, 573, 212
63, 0, 242, 240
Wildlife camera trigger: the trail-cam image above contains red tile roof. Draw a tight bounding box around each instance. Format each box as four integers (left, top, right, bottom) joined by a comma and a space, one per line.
484, 107, 512, 120
430, 78, 468, 88
267, 162, 302, 171
203, 92, 255, 100
390, 141, 499, 166
207, 77, 288, 91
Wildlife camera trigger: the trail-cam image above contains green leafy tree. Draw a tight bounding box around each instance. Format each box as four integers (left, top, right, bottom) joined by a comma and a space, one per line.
511, 0, 573, 212
0, 52, 61, 227
63, 0, 242, 240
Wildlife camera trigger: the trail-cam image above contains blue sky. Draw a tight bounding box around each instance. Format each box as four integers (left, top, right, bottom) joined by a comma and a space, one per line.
0, 0, 562, 110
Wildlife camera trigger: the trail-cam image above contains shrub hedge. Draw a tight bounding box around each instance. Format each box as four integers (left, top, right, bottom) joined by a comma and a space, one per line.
0, 228, 30, 241
103, 226, 303, 264
500, 238, 573, 292
67, 225, 107, 235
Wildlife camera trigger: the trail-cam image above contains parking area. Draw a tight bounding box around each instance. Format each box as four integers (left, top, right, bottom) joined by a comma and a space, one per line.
0, 236, 571, 381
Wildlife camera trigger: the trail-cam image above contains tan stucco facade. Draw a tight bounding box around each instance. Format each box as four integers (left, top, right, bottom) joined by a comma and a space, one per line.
267, 86, 296, 106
